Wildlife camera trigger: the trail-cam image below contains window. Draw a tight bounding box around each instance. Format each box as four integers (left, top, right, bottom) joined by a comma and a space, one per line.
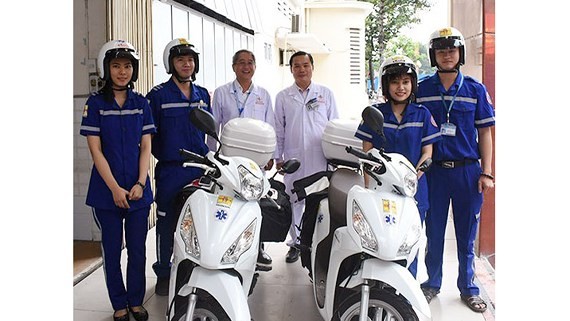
349, 28, 361, 85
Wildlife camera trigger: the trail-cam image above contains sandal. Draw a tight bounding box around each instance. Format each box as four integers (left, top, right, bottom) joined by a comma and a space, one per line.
421, 287, 440, 303
460, 295, 488, 313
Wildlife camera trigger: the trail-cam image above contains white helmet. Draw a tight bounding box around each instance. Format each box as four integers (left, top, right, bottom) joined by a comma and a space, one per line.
163, 38, 200, 80
380, 55, 418, 102
97, 40, 140, 82
428, 27, 465, 69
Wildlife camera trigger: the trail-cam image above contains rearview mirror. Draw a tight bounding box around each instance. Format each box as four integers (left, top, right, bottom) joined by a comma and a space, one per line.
281, 158, 301, 174
361, 106, 384, 136
190, 108, 218, 141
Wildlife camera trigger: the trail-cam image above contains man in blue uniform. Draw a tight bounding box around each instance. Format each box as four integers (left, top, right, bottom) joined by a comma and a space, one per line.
355, 55, 440, 277
146, 38, 212, 296
416, 27, 495, 313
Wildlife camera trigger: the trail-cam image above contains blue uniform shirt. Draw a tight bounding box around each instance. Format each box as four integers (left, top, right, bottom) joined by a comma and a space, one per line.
416, 72, 495, 161
146, 78, 212, 162
80, 89, 156, 210
355, 102, 441, 213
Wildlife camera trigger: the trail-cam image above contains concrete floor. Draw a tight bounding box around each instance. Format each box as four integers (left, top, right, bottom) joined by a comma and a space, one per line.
73, 219, 495, 321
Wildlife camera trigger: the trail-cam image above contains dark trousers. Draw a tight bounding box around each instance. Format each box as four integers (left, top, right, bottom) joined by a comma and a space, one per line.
93, 206, 149, 310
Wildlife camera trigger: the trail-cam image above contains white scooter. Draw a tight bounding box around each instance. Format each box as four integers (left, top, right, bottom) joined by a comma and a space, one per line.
166, 109, 282, 321
295, 107, 432, 321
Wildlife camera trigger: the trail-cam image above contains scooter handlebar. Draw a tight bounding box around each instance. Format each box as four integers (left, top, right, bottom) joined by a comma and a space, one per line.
345, 146, 381, 163
179, 149, 206, 163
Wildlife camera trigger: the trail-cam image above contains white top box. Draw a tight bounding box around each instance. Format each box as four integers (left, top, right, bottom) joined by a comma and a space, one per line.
220, 117, 276, 166
322, 118, 362, 166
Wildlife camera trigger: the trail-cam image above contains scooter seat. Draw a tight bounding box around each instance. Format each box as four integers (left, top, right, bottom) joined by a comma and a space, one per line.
328, 168, 364, 227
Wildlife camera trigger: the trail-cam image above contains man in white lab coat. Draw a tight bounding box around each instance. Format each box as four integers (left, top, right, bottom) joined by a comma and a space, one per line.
274, 51, 339, 263
207, 49, 275, 171
207, 49, 276, 269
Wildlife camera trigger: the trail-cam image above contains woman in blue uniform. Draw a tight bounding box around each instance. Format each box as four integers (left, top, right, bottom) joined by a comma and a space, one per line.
145, 38, 212, 296
355, 55, 440, 277
415, 27, 495, 313
80, 40, 156, 321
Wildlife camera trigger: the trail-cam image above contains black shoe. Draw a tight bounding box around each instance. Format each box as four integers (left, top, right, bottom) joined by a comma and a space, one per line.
155, 276, 169, 296
113, 309, 129, 321
257, 246, 272, 265
285, 246, 300, 263
129, 306, 149, 321
255, 263, 273, 272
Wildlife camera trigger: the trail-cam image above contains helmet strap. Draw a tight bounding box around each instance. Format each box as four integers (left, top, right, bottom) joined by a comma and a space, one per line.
111, 84, 128, 91
437, 64, 460, 73
173, 71, 192, 84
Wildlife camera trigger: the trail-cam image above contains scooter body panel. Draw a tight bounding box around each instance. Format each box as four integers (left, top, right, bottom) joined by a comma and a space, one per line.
172, 188, 260, 297
311, 178, 425, 320
349, 185, 422, 264
341, 259, 431, 321
177, 266, 252, 321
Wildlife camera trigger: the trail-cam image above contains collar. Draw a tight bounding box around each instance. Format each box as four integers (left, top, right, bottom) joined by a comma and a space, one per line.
295, 81, 312, 93
233, 79, 254, 95
167, 77, 196, 99
433, 71, 464, 91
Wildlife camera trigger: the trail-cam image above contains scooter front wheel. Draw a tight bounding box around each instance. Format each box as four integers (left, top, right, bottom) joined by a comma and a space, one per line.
333, 289, 419, 321
175, 295, 231, 321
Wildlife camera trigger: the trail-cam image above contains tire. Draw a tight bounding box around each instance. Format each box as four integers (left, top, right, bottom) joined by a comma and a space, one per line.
174, 292, 231, 321
334, 289, 419, 321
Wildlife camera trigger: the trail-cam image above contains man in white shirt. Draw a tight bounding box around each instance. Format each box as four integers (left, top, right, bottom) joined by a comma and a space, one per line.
274, 51, 339, 263
208, 49, 275, 269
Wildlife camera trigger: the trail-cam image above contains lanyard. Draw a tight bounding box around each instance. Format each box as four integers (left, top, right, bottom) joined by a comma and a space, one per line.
440, 74, 464, 123
232, 82, 251, 116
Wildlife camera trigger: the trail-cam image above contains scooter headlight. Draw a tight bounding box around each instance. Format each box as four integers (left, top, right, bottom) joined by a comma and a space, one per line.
402, 171, 418, 197
397, 222, 421, 256
352, 201, 378, 252
394, 161, 418, 197
221, 219, 257, 264
238, 165, 263, 201
180, 204, 200, 259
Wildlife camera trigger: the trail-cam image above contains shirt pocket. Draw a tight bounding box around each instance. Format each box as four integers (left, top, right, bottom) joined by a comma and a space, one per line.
451, 103, 476, 127
253, 104, 266, 120
162, 107, 189, 132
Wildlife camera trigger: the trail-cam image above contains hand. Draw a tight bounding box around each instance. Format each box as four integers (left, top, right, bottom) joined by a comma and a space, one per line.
128, 184, 144, 201
264, 159, 274, 171
111, 186, 130, 209
276, 161, 284, 171
478, 175, 494, 193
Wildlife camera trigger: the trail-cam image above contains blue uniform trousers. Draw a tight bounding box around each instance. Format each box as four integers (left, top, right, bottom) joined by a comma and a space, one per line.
422, 162, 482, 296
93, 206, 149, 311
153, 162, 203, 278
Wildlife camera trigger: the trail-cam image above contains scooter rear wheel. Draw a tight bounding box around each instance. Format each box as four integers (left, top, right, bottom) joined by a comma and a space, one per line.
333, 289, 419, 321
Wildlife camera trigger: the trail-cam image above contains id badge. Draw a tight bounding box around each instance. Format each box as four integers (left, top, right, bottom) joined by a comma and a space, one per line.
441, 122, 457, 136
306, 98, 319, 111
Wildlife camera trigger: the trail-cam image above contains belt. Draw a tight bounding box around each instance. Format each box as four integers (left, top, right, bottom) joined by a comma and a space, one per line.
435, 159, 477, 169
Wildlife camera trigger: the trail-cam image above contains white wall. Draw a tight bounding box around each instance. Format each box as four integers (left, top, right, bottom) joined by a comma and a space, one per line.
305, 2, 373, 120
73, 0, 106, 240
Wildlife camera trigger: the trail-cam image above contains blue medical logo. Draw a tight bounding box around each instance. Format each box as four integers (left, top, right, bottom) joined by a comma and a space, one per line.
216, 209, 228, 221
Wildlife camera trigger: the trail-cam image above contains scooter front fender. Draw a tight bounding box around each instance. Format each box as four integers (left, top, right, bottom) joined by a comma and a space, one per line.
343, 259, 431, 321
178, 266, 251, 321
